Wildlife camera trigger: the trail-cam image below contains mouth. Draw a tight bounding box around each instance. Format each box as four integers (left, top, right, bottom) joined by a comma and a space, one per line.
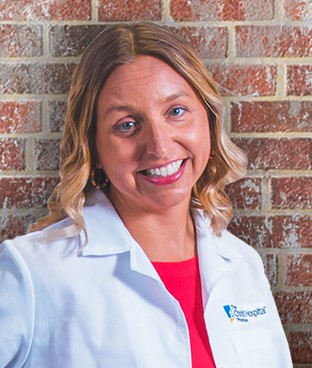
140, 159, 184, 178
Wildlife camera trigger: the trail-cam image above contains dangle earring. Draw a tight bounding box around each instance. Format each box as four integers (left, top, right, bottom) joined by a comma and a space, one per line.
90, 168, 109, 190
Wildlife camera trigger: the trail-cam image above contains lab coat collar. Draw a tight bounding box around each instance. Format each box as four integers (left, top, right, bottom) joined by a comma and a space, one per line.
79, 190, 133, 256
80, 189, 242, 263
80, 189, 161, 280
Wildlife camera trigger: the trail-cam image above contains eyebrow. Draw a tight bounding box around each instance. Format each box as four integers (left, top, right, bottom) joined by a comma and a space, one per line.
100, 91, 192, 120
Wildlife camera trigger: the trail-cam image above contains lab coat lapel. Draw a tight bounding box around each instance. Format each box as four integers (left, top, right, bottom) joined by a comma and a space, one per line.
194, 210, 241, 312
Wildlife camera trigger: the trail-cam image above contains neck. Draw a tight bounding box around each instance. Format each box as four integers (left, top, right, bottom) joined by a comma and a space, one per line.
110, 198, 196, 262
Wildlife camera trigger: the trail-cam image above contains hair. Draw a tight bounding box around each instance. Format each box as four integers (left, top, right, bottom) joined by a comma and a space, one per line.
29, 21, 246, 238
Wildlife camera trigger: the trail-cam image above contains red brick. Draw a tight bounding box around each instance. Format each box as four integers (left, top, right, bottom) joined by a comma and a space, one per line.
284, 0, 312, 21
48, 100, 67, 133
229, 215, 312, 249
50, 25, 105, 57
169, 26, 228, 59
0, 0, 91, 20
274, 291, 312, 324
35, 139, 60, 171
287, 65, 312, 96
272, 216, 312, 249
271, 177, 312, 209
226, 177, 261, 210
286, 254, 312, 286
0, 63, 75, 95
0, 101, 41, 134
288, 331, 312, 364
170, 0, 273, 21
233, 138, 311, 170
0, 138, 25, 170
0, 25, 43, 58
231, 101, 312, 133
98, 0, 161, 21
236, 26, 312, 57
209, 64, 277, 96
0, 177, 59, 209
228, 216, 273, 248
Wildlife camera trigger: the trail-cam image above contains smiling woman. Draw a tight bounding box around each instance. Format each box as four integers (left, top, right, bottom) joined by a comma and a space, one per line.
95, 56, 211, 226
0, 22, 292, 368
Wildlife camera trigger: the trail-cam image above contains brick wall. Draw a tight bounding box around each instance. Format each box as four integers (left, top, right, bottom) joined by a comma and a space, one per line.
0, 0, 311, 364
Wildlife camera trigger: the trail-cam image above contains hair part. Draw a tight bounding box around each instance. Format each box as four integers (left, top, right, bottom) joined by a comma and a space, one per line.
29, 21, 246, 238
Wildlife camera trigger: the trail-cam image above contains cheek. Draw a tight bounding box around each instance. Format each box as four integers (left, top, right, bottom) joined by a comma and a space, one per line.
191, 120, 211, 154
95, 136, 136, 175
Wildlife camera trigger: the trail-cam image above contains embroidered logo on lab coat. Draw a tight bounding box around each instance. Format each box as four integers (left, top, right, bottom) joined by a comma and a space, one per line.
223, 304, 267, 323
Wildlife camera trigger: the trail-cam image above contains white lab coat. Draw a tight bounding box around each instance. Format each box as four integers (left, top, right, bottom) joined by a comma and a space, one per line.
0, 190, 292, 368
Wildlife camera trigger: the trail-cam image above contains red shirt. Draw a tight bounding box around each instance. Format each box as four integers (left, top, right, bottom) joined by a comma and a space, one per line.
152, 257, 216, 368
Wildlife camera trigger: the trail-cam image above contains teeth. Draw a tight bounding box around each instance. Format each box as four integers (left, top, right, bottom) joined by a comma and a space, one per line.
145, 160, 183, 177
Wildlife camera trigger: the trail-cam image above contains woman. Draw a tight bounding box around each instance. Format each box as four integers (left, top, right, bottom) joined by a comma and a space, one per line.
0, 22, 292, 367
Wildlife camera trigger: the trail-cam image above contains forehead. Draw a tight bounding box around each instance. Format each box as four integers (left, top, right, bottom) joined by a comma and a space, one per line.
97, 55, 201, 110
102, 56, 191, 93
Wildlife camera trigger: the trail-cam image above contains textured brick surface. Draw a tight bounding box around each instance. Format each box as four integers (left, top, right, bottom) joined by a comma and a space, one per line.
35, 139, 60, 170
289, 331, 312, 364
0, 63, 75, 94
98, 0, 161, 21
287, 65, 312, 96
0, 25, 43, 58
170, 26, 228, 59
272, 216, 312, 249
226, 178, 261, 210
284, 0, 312, 21
231, 101, 312, 133
271, 178, 312, 209
209, 64, 277, 96
0, 138, 25, 170
236, 26, 312, 57
233, 138, 311, 170
48, 100, 67, 133
0, 0, 91, 20
229, 215, 312, 249
228, 216, 273, 248
0, 177, 59, 209
0, 101, 41, 134
50, 25, 106, 57
275, 291, 312, 324
170, 0, 274, 21
286, 254, 312, 286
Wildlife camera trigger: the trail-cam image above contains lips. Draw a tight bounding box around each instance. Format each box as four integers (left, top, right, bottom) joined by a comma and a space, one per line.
141, 159, 184, 178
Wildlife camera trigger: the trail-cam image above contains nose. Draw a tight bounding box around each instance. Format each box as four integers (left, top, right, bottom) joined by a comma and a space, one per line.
143, 120, 171, 158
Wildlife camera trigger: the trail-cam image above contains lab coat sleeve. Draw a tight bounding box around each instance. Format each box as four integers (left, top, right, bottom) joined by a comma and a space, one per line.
265, 275, 293, 367
0, 240, 35, 367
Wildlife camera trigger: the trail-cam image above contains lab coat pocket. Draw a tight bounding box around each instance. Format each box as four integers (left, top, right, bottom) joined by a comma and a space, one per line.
230, 329, 274, 368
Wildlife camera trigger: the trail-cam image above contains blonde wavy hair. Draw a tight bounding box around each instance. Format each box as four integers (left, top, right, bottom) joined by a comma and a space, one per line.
29, 22, 246, 237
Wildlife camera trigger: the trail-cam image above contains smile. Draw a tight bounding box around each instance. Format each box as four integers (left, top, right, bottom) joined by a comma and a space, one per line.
142, 160, 184, 178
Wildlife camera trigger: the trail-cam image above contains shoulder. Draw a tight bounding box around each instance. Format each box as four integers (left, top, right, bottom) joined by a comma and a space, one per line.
1, 216, 79, 269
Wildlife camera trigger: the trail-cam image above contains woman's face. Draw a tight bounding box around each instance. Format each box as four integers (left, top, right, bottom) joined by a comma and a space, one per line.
95, 55, 211, 214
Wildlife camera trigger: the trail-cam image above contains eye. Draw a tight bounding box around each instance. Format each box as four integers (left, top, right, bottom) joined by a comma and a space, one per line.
169, 107, 186, 117
114, 120, 139, 134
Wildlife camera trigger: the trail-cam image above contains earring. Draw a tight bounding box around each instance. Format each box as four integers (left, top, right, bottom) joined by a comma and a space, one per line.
90, 168, 109, 190
209, 152, 215, 160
